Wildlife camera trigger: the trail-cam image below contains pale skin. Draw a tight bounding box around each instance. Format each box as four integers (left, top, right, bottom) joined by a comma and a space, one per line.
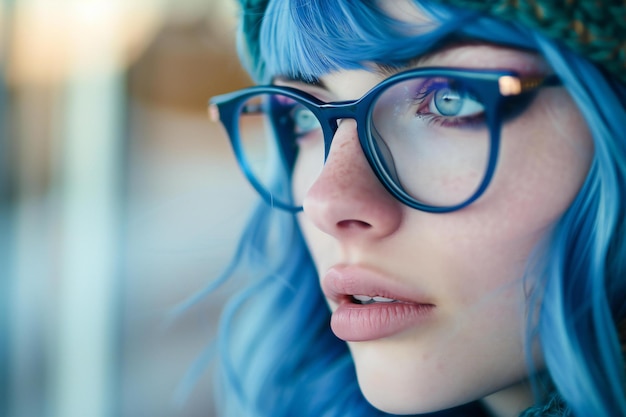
277, 19, 594, 417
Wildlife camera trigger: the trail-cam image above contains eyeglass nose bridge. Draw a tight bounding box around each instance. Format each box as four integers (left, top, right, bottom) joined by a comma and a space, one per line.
317, 100, 366, 160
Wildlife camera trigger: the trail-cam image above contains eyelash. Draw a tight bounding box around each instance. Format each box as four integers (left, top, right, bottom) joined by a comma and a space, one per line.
416, 109, 486, 129
411, 80, 487, 128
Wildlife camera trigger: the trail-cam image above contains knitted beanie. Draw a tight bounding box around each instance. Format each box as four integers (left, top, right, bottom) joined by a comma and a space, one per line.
239, 0, 626, 82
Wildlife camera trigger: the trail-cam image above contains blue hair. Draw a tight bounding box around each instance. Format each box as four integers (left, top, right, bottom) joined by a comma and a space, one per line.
530, 39, 626, 415
213, 1, 626, 416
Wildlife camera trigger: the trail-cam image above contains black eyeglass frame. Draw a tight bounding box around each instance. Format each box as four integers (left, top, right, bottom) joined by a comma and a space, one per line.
209, 67, 560, 213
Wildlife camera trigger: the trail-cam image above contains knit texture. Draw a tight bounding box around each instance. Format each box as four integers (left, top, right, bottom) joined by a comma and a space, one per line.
519, 392, 571, 417
239, 0, 626, 82
435, 0, 626, 81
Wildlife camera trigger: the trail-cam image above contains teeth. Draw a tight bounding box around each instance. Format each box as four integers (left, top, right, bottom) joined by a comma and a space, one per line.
352, 295, 397, 304
372, 296, 396, 303
353, 295, 373, 303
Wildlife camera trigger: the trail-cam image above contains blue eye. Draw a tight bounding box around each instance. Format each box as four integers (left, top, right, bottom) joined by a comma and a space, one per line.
431, 87, 484, 118
291, 106, 321, 136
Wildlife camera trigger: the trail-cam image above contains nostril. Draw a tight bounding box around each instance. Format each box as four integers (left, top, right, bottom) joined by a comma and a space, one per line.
337, 219, 372, 230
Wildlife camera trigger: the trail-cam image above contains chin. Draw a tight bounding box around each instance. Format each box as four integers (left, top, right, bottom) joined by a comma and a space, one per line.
351, 348, 472, 415
348, 339, 528, 416
358, 380, 464, 415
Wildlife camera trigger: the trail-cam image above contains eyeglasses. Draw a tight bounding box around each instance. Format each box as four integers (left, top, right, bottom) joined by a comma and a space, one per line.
209, 67, 560, 213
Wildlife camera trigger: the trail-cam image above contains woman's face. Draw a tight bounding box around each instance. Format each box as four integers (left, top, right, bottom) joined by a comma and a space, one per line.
279, 5, 593, 417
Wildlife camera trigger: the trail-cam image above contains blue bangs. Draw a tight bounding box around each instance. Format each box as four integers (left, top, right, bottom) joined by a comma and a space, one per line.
256, 0, 537, 82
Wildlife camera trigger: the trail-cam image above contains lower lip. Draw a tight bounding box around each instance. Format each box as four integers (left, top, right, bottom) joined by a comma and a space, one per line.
330, 301, 434, 342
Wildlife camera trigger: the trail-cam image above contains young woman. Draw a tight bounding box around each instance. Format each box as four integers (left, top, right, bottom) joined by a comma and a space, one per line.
208, 0, 626, 416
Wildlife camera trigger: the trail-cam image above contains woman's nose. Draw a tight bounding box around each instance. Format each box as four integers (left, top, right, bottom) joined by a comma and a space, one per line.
301, 119, 403, 240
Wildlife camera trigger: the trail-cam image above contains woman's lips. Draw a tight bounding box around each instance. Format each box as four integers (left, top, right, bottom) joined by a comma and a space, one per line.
322, 265, 435, 342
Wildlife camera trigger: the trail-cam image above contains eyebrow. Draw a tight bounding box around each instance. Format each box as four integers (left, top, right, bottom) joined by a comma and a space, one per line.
273, 54, 430, 88
372, 57, 427, 78
274, 74, 325, 88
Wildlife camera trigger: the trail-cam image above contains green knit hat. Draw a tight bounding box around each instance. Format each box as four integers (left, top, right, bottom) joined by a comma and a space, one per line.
239, 0, 626, 82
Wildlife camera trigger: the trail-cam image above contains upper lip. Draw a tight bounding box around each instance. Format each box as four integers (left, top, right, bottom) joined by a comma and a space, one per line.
321, 264, 436, 306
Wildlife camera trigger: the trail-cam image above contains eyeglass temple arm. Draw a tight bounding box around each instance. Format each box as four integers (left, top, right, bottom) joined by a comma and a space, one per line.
498, 74, 560, 96
208, 104, 220, 122
208, 102, 263, 122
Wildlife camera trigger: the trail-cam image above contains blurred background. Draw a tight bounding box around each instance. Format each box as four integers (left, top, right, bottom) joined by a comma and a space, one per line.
0, 0, 256, 416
